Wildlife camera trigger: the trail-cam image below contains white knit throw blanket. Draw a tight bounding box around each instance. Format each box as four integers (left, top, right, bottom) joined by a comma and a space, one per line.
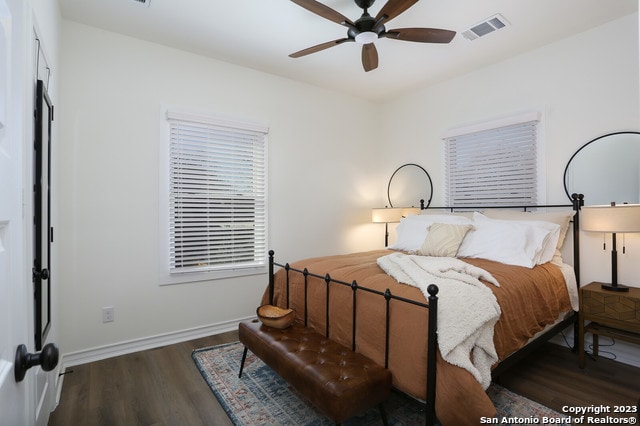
377, 252, 501, 389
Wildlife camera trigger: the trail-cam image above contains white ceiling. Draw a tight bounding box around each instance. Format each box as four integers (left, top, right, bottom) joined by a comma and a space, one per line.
58, 0, 637, 101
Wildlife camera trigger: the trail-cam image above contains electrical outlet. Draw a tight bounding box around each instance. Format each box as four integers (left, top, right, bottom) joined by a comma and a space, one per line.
102, 306, 114, 323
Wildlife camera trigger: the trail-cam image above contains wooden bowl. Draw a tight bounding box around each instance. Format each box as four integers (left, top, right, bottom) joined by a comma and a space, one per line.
256, 305, 295, 329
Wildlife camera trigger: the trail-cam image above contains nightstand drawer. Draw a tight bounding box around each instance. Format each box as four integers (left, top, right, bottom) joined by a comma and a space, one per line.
582, 286, 640, 333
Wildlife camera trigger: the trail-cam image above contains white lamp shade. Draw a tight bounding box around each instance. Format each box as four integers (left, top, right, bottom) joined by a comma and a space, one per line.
372, 207, 405, 223
581, 204, 640, 233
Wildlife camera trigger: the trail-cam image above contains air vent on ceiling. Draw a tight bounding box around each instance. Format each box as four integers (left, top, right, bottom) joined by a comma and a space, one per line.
129, 0, 151, 7
462, 14, 509, 41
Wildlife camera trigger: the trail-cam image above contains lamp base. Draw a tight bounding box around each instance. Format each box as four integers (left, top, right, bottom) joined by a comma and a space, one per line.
600, 282, 630, 292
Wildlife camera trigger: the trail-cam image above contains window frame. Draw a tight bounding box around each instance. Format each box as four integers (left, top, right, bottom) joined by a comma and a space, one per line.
159, 106, 269, 285
442, 111, 546, 207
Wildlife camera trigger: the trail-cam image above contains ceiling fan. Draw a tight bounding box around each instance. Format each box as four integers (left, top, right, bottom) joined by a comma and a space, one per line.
288, 0, 456, 72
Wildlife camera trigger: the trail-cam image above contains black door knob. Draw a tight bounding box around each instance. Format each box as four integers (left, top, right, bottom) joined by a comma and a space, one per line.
14, 343, 59, 382
33, 268, 49, 280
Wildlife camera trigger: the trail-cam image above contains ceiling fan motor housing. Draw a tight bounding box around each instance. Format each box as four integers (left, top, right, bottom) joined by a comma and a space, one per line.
354, 0, 376, 9
349, 12, 385, 44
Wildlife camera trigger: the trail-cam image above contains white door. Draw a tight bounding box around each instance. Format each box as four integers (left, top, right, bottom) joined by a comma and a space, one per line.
0, 1, 59, 424
0, 0, 32, 424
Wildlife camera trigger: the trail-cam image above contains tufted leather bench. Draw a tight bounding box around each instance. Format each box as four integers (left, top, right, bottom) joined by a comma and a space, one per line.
238, 318, 392, 425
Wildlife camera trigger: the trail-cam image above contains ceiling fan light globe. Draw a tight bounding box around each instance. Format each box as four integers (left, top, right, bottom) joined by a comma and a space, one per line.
355, 31, 378, 44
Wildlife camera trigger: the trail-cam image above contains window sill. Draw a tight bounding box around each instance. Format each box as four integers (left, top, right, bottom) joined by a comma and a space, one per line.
159, 265, 268, 286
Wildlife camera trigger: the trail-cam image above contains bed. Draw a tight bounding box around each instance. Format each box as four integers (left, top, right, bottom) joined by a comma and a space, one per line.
261, 195, 583, 425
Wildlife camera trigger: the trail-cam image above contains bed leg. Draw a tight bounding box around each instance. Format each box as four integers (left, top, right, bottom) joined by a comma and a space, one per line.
379, 402, 389, 426
572, 318, 579, 352
426, 285, 439, 426
268, 250, 275, 305
238, 346, 248, 378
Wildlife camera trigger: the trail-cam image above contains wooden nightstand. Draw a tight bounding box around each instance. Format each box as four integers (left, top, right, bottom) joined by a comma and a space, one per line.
578, 282, 640, 368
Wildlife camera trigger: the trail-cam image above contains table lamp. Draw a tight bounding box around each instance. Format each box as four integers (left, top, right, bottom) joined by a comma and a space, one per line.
581, 203, 640, 292
372, 207, 419, 246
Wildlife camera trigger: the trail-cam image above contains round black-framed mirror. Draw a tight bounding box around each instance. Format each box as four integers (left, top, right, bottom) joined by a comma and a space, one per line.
563, 131, 640, 204
387, 163, 433, 208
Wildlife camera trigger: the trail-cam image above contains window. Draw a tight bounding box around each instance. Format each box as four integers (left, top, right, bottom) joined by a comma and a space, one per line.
160, 108, 268, 284
443, 112, 543, 207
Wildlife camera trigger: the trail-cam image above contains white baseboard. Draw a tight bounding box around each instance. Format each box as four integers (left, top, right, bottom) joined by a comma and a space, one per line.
58, 316, 252, 370
550, 326, 640, 368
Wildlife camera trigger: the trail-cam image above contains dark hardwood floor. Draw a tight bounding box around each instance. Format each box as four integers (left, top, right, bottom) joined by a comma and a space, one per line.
49, 331, 640, 425
49, 331, 239, 426
498, 342, 640, 419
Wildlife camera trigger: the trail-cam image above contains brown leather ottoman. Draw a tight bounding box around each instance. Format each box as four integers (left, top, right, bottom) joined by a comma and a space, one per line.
239, 319, 392, 424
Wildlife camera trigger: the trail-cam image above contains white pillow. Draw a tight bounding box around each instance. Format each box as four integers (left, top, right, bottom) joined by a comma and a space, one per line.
477, 213, 561, 264
482, 209, 575, 263
390, 214, 472, 251
457, 212, 560, 268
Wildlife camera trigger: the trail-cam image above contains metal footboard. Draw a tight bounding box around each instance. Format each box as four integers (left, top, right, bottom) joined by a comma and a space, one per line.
267, 250, 440, 426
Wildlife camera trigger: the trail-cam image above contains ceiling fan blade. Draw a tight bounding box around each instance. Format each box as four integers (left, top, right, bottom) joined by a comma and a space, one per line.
384, 28, 456, 43
375, 0, 419, 24
362, 43, 378, 72
290, 0, 355, 27
289, 38, 352, 58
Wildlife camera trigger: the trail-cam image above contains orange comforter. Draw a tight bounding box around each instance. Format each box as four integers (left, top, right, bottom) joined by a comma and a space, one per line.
262, 249, 573, 425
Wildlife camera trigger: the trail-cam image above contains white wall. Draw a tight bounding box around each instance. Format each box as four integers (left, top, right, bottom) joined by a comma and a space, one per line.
379, 13, 640, 288
58, 12, 640, 362
57, 21, 383, 356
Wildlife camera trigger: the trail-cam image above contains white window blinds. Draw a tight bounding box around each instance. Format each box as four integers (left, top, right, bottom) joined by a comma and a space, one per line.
166, 111, 268, 276
444, 117, 539, 207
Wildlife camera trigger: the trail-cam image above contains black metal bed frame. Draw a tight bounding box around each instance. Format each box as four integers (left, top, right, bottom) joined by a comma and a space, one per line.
266, 193, 583, 425
267, 251, 439, 425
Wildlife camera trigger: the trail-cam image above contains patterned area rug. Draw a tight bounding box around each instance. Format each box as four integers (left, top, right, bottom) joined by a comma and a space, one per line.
193, 342, 569, 425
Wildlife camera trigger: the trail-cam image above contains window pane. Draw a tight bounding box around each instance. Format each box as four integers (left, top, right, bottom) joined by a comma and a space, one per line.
167, 114, 267, 275
444, 120, 538, 207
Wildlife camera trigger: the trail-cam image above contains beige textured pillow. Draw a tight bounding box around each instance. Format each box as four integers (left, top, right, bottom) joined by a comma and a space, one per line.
417, 223, 474, 257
